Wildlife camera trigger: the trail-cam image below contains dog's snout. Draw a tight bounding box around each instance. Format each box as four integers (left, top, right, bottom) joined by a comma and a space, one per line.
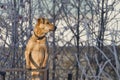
54, 26, 57, 31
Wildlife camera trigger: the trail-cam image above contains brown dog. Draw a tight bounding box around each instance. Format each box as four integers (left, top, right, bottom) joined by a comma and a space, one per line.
25, 18, 56, 80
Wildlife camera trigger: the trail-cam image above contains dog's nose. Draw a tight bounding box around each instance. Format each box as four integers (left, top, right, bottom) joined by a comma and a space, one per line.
54, 26, 57, 31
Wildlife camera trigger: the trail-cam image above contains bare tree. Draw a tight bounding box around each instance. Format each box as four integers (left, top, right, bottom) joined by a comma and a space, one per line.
0, 0, 120, 80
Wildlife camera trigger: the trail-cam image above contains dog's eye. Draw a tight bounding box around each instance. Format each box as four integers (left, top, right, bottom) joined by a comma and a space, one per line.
46, 22, 49, 24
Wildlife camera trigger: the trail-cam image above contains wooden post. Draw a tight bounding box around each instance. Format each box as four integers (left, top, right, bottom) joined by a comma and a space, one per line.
68, 73, 72, 80
44, 68, 49, 80
47, 69, 49, 80
0, 71, 6, 80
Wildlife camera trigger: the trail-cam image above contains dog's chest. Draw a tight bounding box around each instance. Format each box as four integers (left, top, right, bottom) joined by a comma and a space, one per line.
32, 42, 46, 51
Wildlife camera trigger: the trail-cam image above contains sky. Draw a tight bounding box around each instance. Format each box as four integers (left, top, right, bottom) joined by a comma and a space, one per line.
0, 0, 120, 47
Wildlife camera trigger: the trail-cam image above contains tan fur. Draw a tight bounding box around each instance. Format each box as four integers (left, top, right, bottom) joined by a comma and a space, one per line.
25, 18, 55, 80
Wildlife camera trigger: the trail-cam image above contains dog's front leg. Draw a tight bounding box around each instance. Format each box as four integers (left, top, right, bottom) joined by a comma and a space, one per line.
42, 48, 48, 68
25, 49, 31, 69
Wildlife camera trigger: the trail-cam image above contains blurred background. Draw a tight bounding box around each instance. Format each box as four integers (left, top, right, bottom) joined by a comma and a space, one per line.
0, 0, 120, 80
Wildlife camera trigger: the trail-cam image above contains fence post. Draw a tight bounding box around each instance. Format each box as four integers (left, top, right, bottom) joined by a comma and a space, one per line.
47, 69, 49, 80
0, 71, 6, 80
44, 68, 49, 80
68, 73, 72, 80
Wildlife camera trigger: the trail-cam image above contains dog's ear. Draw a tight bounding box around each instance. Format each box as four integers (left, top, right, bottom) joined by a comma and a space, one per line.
35, 18, 42, 27
35, 18, 45, 27
37, 18, 45, 24
37, 18, 41, 23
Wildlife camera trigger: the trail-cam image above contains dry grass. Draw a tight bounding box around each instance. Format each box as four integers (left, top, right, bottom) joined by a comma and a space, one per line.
0, 46, 120, 80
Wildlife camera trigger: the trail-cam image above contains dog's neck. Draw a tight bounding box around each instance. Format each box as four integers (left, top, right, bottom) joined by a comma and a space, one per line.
33, 31, 46, 40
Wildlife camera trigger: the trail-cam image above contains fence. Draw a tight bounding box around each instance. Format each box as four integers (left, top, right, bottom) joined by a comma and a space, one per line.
0, 68, 73, 80
0, 68, 48, 80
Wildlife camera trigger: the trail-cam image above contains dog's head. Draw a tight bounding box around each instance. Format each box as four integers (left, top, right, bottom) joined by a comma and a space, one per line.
34, 18, 56, 37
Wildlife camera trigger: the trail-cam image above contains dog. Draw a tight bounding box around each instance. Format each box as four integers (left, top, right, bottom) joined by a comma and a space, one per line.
25, 18, 56, 80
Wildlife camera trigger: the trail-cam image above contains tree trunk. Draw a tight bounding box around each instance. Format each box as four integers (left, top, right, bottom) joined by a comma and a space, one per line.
12, 0, 18, 68
52, 0, 56, 80
76, 0, 80, 80
96, 0, 105, 78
